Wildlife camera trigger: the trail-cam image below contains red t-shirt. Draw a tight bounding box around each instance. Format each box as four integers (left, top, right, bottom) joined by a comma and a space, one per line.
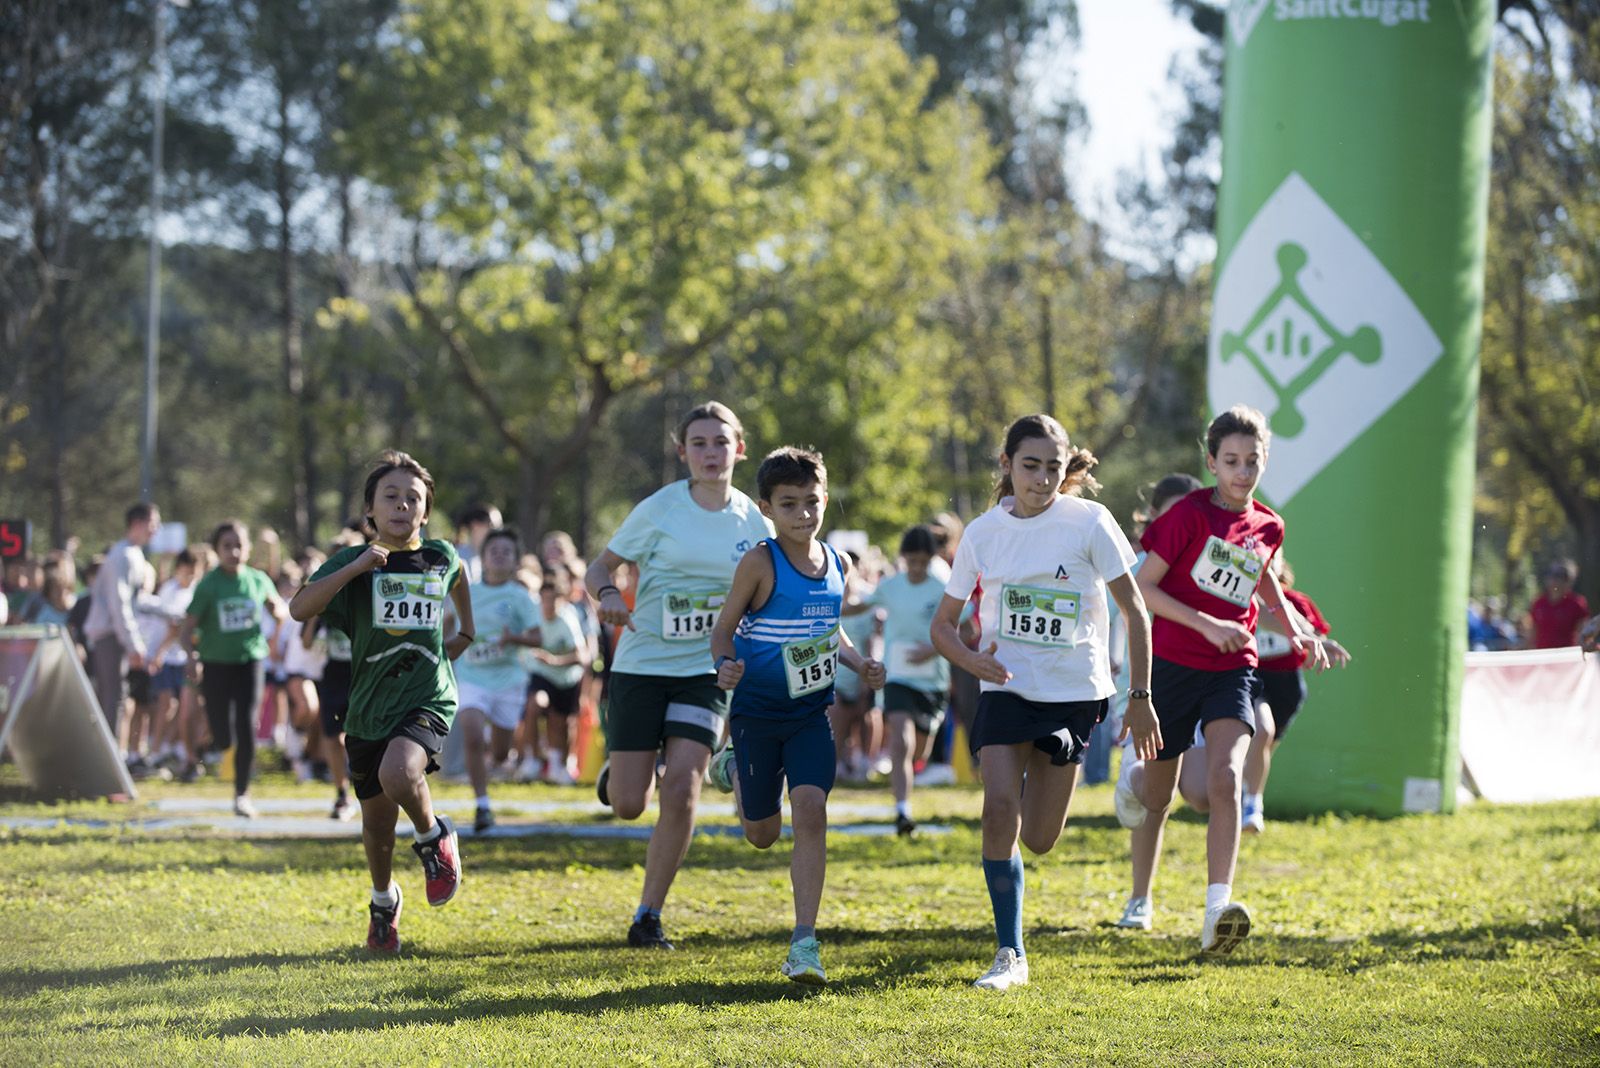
1530, 591, 1590, 649
1258, 587, 1328, 673
1140, 488, 1284, 671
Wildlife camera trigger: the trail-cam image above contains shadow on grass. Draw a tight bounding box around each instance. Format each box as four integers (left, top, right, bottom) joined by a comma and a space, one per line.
1110, 906, 1599, 979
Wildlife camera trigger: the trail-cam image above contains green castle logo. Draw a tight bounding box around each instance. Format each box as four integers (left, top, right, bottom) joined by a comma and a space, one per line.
668, 594, 693, 613
379, 578, 406, 598
1209, 541, 1235, 566
787, 644, 818, 667
1005, 589, 1035, 611
1219, 243, 1381, 438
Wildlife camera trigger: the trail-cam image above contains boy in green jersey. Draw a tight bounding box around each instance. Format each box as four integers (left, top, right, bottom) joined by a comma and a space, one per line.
291, 451, 476, 953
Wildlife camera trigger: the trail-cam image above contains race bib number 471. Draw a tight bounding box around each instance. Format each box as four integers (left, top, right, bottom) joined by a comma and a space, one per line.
373, 572, 444, 631
1190, 536, 1265, 608
1000, 584, 1080, 647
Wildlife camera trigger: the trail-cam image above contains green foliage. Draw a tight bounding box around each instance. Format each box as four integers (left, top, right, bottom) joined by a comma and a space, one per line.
1478, 16, 1600, 602
0, 779, 1596, 1064
342, 0, 997, 540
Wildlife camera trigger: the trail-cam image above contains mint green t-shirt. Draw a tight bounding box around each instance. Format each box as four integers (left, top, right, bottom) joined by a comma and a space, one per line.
868, 571, 952, 693
607, 481, 774, 677
454, 579, 540, 694
188, 566, 276, 664
312, 539, 463, 741
529, 602, 586, 689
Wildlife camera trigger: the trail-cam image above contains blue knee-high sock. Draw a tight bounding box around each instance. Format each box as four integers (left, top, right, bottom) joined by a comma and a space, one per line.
982, 854, 1025, 957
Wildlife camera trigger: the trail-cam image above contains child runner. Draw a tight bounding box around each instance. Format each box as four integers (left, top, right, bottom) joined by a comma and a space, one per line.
289, 451, 474, 953
1093, 476, 1203, 792
527, 568, 588, 785
830, 552, 881, 784
585, 402, 773, 950
708, 446, 886, 985
1243, 556, 1351, 834
452, 526, 542, 833
179, 521, 288, 817
930, 414, 1156, 991
1114, 406, 1328, 955
852, 525, 959, 837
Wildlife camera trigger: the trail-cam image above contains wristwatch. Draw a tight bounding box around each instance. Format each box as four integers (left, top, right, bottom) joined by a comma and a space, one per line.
1128, 688, 1151, 700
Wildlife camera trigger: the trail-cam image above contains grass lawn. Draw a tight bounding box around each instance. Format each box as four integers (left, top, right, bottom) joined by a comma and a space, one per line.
1, 773, 1596, 1066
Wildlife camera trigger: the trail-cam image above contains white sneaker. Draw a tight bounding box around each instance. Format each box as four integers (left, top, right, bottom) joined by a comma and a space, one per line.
545, 762, 576, 786
708, 745, 736, 794
516, 755, 544, 784
1114, 753, 1147, 829
1200, 902, 1252, 956
233, 794, 259, 819
1241, 796, 1266, 835
1116, 896, 1153, 931
913, 763, 957, 787
972, 947, 1029, 991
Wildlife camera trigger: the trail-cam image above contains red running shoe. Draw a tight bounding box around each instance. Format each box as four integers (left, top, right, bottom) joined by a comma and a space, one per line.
412, 814, 462, 906
367, 884, 402, 954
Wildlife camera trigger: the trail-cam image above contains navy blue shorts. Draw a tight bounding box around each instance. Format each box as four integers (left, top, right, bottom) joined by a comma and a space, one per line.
729, 709, 836, 822
1151, 657, 1256, 761
968, 691, 1106, 767
1257, 668, 1307, 739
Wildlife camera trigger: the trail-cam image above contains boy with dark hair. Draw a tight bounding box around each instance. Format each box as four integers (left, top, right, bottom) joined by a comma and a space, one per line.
709, 446, 886, 984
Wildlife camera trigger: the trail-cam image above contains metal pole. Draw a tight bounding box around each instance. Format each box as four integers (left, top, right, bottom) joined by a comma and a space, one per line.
140, 2, 168, 503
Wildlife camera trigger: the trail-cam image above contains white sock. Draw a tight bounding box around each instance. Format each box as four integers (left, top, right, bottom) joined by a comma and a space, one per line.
475, 794, 491, 809
1206, 883, 1231, 912
895, 800, 912, 820
415, 821, 442, 844
371, 883, 398, 907
1243, 791, 1263, 809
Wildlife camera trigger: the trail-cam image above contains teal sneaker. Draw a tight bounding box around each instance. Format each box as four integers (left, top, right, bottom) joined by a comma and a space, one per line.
708, 745, 737, 794
780, 936, 827, 985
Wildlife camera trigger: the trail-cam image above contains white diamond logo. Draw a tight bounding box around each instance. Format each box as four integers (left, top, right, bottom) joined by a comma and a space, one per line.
1208, 172, 1444, 505
1229, 0, 1271, 47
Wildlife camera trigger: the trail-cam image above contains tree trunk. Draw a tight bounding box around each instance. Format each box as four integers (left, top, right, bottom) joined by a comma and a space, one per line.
1577, 500, 1600, 609
276, 81, 315, 548
517, 455, 551, 548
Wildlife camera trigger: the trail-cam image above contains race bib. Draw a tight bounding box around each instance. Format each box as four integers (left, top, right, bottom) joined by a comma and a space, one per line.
217, 597, 259, 634
372, 571, 444, 631
662, 590, 725, 642
887, 642, 940, 682
464, 639, 508, 666
326, 629, 352, 660
783, 625, 840, 699
999, 584, 1079, 647
1258, 629, 1295, 659
1190, 536, 1265, 607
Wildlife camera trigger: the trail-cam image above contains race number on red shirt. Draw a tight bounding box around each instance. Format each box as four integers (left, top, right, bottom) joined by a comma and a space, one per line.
1258, 587, 1329, 672
1140, 487, 1284, 671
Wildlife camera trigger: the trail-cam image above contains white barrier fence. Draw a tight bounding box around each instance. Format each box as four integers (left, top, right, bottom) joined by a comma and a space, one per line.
1459, 646, 1600, 803
0, 625, 135, 799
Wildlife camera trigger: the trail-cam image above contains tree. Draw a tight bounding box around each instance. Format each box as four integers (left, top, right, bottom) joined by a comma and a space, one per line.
344, 0, 992, 539
1479, 13, 1600, 605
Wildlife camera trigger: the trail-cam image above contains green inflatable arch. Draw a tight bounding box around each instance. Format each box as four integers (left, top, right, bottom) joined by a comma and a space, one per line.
1208, 1, 1495, 816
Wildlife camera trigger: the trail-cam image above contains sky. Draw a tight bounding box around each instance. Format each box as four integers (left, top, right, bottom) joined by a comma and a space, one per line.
1056, 0, 1210, 242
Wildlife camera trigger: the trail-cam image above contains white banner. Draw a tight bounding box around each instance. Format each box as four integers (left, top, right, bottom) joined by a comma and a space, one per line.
0, 625, 136, 800
1459, 647, 1600, 803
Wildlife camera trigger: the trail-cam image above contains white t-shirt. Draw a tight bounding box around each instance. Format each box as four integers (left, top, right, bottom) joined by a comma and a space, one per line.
943, 495, 1136, 703
278, 616, 328, 680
